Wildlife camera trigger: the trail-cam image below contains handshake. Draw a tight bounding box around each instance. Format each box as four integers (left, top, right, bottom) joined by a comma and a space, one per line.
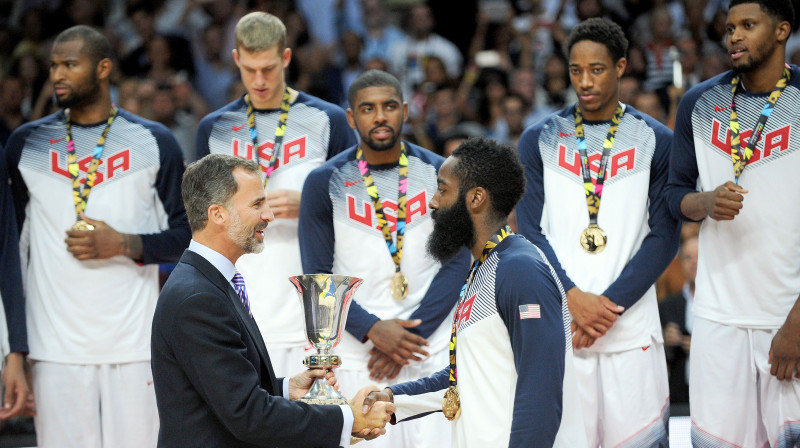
349, 386, 396, 441
288, 369, 396, 443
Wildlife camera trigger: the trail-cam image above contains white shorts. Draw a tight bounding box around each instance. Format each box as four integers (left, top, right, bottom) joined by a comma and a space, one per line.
336, 348, 451, 448
32, 361, 158, 448
574, 341, 669, 448
690, 316, 800, 447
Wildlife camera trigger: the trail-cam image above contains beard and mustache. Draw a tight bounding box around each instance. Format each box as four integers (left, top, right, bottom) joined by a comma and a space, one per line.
228, 208, 268, 255
426, 192, 475, 264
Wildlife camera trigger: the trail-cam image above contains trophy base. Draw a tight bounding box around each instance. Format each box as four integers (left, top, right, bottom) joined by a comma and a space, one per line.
297, 396, 350, 406
298, 377, 349, 406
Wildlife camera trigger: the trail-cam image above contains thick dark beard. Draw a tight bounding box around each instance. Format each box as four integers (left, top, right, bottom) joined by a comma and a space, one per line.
363, 125, 399, 152
56, 73, 102, 109
427, 194, 475, 264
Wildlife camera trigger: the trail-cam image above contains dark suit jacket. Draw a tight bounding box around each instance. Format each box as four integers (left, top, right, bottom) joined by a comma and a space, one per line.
658, 291, 690, 404
151, 249, 344, 447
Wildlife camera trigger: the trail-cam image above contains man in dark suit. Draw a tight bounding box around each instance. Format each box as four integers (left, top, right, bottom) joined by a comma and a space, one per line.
658, 234, 697, 405
151, 154, 394, 448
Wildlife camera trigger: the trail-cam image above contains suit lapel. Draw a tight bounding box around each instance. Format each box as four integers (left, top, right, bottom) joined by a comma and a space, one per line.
180, 250, 277, 386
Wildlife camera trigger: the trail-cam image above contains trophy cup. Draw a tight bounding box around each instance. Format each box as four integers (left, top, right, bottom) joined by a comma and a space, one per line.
289, 274, 363, 405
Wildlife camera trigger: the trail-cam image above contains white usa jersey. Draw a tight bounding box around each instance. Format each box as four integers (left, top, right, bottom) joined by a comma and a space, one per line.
196, 92, 356, 346
666, 67, 800, 327
5, 109, 190, 364
389, 235, 585, 447
299, 142, 470, 370
517, 104, 679, 352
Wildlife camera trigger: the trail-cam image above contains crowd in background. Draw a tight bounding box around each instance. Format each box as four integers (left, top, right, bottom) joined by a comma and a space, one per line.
10, 0, 800, 158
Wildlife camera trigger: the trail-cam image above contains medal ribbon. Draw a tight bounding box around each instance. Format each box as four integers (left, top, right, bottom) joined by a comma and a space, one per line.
66, 107, 117, 222
574, 104, 624, 227
244, 86, 292, 188
355, 143, 408, 275
728, 66, 790, 184
447, 225, 513, 387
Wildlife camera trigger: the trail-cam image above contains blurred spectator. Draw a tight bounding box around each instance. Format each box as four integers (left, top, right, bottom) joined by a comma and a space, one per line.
619, 75, 642, 105
659, 233, 698, 406
509, 66, 551, 127
423, 84, 463, 153
150, 83, 196, 163
540, 52, 573, 110
0, 76, 26, 145
192, 23, 237, 110
492, 93, 529, 148
641, 6, 679, 94
699, 48, 729, 82
296, 0, 364, 47
388, 3, 463, 96
633, 90, 667, 124
327, 30, 366, 108
625, 44, 647, 80
360, 0, 407, 62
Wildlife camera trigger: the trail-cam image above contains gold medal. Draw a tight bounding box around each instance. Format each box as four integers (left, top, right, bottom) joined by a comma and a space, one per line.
442, 386, 461, 421
580, 224, 606, 254
71, 220, 95, 231
390, 271, 408, 301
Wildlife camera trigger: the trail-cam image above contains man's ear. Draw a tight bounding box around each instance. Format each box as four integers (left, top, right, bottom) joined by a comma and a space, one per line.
465, 186, 488, 212
208, 203, 228, 226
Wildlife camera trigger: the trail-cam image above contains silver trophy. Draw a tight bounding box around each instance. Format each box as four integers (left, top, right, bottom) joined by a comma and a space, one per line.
289, 274, 363, 405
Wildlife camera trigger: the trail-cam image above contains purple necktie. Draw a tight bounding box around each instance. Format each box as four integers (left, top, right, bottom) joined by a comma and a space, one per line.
232, 272, 252, 317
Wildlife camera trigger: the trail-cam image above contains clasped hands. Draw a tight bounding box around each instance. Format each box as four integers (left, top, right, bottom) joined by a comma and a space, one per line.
287, 369, 395, 441
567, 287, 624, 349
366, 318, 430, 381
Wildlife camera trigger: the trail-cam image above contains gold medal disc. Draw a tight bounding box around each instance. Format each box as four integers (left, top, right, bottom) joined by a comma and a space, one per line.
390, 271, 408, 301
580, 225, 606, 254
71, 220, 95, 231
442, 386, 461, 421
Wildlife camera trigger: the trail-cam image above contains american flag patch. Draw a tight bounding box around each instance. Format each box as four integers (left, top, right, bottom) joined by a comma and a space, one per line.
519, 304, 541, 319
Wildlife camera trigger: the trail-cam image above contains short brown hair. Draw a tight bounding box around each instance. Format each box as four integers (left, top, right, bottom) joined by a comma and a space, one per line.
234, 12, 286, 53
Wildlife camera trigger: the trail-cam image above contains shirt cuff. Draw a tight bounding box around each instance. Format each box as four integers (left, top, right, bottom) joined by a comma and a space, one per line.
282, 380, 289, 399
339, 404, 354, 446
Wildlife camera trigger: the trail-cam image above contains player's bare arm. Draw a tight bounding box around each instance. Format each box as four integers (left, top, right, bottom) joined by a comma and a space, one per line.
679, 181, 748, 221
64, 213, 144, 261
769, 294, 800, 381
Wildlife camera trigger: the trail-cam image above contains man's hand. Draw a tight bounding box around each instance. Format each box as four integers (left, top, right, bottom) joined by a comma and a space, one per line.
566, 287, 624, 339
64, 213, 143, 261
571, 324, 597, 350
366, 319, 429, 365
367, 348, 403, 381
0, 353, 29, 419
703, 181, 747, 221
287, 368, 338, 400
349, 386, 395, 439
769, 322, 800, 381
267, 189, 301, 219
663, 322, 683, 347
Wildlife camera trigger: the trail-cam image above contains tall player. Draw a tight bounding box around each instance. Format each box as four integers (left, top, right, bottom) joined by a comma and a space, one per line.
299, 70, 470, 447
664, 1, 800, 445
4, 26, 190, 448
361, 137, 587, 448
516, 18, 679, 447
196, 12, 357, 378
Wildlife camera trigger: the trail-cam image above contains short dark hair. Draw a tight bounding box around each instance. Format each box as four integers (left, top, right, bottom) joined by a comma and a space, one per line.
182, 154, 261, 232
729, 0, 796, 31
566, 17, 629, 62
450, 137, 525, 219
348, 70, 403, 109
54, 25, 113, 66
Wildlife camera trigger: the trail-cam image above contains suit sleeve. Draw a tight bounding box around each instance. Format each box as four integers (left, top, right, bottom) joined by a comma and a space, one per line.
515, 124, 576, 292
496, 251, 566, 448
407, 247, 470, 338
172, 292, 344, 447
664, 87, 703, 222
139, 125, 192, 264
0, 145, 26, 353
602, 122, 680, 310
